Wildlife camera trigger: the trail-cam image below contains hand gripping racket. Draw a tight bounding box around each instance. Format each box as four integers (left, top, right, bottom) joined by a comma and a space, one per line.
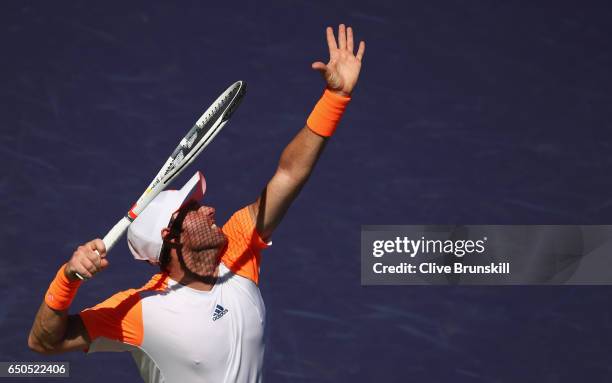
76, 81, 247, 279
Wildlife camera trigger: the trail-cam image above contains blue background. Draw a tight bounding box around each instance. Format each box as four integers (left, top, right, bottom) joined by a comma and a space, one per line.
2, 1, 612, 382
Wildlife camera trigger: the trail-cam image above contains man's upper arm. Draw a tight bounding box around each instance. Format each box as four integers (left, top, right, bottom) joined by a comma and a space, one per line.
61, 314, 92, 353
249, 170, 300, 242
29, 314, 91, 354
28, 299, 92, 355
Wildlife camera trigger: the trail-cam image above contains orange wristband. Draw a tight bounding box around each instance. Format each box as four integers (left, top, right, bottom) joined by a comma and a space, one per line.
45, 264, 82, 311
306, 89, 351, 137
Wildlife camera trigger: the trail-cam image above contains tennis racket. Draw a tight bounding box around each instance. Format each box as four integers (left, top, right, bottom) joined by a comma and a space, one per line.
76, 81, 247, 279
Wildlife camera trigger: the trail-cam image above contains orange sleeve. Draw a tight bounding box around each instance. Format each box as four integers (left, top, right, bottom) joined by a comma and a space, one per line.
78, 273, 168, 347
79, 289, 144, 347
221, 206, 269, 284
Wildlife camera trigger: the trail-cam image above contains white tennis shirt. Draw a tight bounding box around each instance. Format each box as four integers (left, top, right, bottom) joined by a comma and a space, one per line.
80, 207, 269, 383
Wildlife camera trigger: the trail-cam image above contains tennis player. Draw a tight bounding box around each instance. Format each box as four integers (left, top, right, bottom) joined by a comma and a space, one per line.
28, 24, 365, 382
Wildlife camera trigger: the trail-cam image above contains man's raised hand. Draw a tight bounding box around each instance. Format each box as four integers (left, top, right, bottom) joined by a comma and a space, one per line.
311, 24, 366, 96
65, 239, 108, 281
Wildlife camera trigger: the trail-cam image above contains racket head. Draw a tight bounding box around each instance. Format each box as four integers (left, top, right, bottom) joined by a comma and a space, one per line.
129, 81, 247, 219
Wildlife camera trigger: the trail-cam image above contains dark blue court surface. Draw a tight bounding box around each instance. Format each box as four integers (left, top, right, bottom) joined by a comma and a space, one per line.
2, 1, 612, 382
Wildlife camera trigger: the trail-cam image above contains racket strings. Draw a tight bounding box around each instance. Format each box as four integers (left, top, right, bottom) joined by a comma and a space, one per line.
200, 87, 238, 126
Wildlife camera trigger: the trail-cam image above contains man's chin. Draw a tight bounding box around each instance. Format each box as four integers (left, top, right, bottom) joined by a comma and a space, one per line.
183, 249, 222, 278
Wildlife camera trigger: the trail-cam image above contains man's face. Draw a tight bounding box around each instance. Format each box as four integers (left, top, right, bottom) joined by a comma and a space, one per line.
170, 201, 228, 277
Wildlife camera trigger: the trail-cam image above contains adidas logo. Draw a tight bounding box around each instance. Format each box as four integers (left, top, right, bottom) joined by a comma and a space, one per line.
212, 304, 228, 321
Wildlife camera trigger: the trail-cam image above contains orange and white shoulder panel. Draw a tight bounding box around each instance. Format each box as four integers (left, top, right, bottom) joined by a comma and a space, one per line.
79, 272, 168, 347
220, 205, 269, 284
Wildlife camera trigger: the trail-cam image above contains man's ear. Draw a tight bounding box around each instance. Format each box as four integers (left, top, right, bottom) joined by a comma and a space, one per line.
162, 227, 180, 248
161, 227, 171, 240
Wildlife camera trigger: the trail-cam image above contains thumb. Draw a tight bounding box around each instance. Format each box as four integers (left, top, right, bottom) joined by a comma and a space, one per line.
311, 61, 327, 73
90, 238, 107, 257
100, 258, 110, 270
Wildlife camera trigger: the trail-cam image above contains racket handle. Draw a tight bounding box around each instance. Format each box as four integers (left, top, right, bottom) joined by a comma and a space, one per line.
102, 216, 132, 253
75, 216, 132, 280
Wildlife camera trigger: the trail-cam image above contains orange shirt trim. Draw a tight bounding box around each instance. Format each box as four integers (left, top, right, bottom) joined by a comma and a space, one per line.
221, 206, 269, 284
79, 273, 168, 346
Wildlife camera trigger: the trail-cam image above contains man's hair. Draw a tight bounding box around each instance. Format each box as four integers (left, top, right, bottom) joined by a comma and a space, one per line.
159, 241, 172, 273
158, 212, 181, 273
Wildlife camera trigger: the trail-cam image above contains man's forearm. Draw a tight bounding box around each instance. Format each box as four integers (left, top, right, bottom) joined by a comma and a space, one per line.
29, 265, 79, 352
277, 125, 328, 182
251, 125, 329, 240
29, 254, 101, 354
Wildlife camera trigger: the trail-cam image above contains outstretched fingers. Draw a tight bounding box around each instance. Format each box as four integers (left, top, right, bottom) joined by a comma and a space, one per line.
326, 24, 362, 57
326, 26, 337, 55
338, 24, 346, 50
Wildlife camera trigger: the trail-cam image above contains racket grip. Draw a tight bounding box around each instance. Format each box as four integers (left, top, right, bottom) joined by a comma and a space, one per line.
102, 216, 132, 253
